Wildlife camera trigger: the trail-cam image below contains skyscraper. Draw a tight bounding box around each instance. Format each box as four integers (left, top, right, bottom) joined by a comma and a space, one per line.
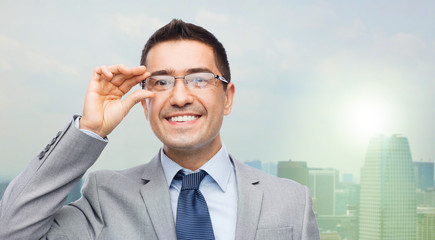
359, 135, 416, 240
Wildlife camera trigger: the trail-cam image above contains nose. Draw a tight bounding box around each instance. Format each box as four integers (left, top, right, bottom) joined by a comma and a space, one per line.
168, 79, 194, 107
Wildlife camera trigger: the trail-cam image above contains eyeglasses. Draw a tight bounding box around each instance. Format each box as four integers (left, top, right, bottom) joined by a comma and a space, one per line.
141, 72, 229, 92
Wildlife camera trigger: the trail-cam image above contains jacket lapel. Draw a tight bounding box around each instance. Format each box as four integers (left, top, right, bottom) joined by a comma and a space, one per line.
140, 153, 177, 240
232, 157, 264, 240
138, 154, 264, 239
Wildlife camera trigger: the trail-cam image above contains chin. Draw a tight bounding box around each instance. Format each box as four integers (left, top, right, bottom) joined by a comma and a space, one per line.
166, 140, 202, 150
163, 135, 217, 152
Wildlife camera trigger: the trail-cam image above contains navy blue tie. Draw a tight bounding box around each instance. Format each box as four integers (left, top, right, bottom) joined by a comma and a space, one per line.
175, 170, 215, 240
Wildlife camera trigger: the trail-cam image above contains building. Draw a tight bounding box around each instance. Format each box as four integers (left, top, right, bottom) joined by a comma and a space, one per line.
342, 173, 354, 184
277, 160, 309, 186
309, 168, 338, 216
317, 214, 358, 240
359, 135, 416, 240
244, 160, 262, 171
319, 231, 342, 240
414, 161, 434, 191
335, 182, 360, 215
417, 207, 435, 240
262, 161, 277, 176
416, 189, 435, 208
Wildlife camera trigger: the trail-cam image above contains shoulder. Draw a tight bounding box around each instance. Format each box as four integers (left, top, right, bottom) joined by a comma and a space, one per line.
78, 163, 157, 204
85, 163, 149, 188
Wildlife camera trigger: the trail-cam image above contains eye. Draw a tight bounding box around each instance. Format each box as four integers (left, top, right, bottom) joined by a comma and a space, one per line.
155, 79, 169, 86
192, 77, 207, 83
186, 72, 214, 87
149, 76, 172, 87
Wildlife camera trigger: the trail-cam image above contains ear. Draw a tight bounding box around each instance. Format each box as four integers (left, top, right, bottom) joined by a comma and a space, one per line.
223, 83, 235, 116
141, 99, 150, 120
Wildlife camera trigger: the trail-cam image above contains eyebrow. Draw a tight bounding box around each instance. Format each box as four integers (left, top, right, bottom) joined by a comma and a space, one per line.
150, 67, 214, 76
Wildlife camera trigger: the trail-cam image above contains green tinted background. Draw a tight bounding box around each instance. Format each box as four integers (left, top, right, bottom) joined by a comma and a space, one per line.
1, 1, 434, 239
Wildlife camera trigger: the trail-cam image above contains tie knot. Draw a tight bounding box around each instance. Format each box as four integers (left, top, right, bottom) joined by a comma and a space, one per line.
176, 170, 207, 190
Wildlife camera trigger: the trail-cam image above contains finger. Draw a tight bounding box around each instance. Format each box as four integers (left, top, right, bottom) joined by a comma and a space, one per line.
122, 89, 156, 113
100, 64, 130, 81
118, 65, 146, 76
106, 64, 126, 75
118, 72, 151, 94
130, 65, 147, 75
110, 66, 147, 86
94, 65, 114, 81
94, 64, 142, 79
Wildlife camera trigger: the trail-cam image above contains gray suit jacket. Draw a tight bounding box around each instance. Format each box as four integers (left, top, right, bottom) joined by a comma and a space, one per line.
0, 120, 320, 240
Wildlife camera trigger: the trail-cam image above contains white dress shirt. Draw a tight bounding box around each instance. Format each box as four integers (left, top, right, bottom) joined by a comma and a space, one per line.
160, 146, 238, 240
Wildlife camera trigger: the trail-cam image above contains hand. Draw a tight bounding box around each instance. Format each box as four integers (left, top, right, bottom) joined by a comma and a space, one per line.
79, 64, 155, 137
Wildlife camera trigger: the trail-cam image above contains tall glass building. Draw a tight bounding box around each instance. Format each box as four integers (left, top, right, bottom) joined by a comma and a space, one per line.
359, 135, 416, 240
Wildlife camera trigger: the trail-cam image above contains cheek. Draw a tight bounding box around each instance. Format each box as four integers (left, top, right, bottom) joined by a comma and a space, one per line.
203, 96, 226, 115
147, 96, 168, 119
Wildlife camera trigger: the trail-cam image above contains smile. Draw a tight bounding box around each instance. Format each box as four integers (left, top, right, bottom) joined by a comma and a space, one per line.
168, 115, 199, 122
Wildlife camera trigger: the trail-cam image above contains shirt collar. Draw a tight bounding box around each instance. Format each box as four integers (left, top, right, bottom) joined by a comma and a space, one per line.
160, 143, 233, 192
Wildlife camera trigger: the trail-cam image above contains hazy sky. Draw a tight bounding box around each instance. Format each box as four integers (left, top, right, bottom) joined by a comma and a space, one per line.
1, 0, 434, 181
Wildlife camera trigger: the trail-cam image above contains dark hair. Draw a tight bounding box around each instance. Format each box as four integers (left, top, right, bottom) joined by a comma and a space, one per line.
140, 19, 231, 89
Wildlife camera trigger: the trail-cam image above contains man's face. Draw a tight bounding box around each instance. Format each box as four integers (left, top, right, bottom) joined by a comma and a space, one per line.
141, 40, 234, 155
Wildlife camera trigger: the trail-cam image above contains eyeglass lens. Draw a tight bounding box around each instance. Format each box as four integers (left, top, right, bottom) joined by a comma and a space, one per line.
144, 72, 217, 92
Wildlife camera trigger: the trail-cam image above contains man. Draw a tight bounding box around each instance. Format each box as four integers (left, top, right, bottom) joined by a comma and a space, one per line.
0, 19, 320, 239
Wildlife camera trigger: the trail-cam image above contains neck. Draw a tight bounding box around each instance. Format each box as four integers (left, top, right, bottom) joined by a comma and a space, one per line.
163, 137, 222, 171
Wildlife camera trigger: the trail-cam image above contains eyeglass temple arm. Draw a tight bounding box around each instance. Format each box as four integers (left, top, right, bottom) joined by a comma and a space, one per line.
216, 75, 229, 83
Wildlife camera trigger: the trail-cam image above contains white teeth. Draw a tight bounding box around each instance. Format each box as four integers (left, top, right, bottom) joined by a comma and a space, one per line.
169, 115, 198, 122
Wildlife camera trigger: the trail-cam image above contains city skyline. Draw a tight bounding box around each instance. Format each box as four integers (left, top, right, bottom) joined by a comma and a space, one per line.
1, 134, 434, 183
2, 135, 434, 239
1, 1, 434, 182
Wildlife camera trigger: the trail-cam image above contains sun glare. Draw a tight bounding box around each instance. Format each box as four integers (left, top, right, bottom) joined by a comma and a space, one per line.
336, 97, 391, 142
349, 100, 388, 138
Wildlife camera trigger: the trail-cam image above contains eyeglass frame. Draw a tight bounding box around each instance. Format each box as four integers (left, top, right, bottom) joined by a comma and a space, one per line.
140, 71, 229, 92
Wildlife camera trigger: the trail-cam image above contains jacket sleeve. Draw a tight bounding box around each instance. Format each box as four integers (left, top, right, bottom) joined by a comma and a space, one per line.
0, 118, 107, 240
45, 172, 106, 240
